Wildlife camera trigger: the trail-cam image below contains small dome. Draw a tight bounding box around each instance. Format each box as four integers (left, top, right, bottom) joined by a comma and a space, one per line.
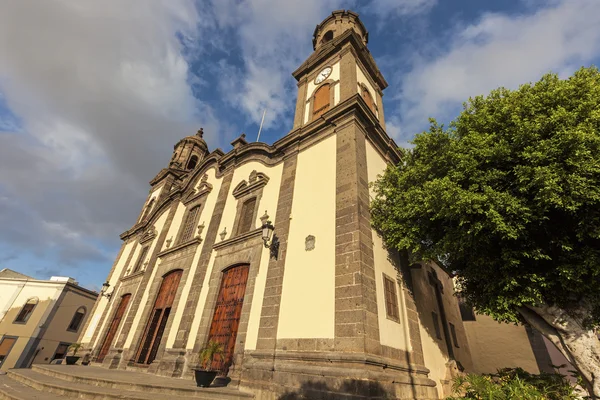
312, 10, 368, 51
169, 128, 209, 171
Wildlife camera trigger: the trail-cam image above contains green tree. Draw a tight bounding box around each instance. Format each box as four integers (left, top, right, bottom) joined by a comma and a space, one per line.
371, 67, 600, 398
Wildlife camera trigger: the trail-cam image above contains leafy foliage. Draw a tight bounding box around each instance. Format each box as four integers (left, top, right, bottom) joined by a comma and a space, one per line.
199, 340, 224, 370
446, 368, 582, 400
371, 67, 600, 325
68, 342, 82, 356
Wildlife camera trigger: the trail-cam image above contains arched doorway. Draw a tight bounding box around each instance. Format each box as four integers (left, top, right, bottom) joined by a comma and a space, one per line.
97, 293, 131, 362
136, 269, 182, 365
207, 264, 250, 374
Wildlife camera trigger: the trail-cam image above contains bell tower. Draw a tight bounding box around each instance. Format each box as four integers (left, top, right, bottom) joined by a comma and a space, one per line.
292, 10, 388, 131
168, 128, 209, 171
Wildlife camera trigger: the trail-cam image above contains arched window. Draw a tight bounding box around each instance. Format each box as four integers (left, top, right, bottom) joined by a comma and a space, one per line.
321, 30, 334, 45
67, 307, 86, 332
187, 155, 199, 170
237, 197, 257, 235
312, 84, 330, 121
141, 198, 155, 221
14, 297, 38, 323
361, 85, 376, 114
179, 205, 201, 243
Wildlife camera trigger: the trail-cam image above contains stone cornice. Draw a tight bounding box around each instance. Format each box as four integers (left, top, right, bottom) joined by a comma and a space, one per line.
213, 228, 262, 251
121, 94, 400, 242
157, 237, 202, 258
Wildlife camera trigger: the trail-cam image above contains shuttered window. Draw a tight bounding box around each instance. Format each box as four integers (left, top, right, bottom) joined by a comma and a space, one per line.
0, 337, 16, 366
383, 275, 400, 321
449, 323, 459, 348
14, 298, 37, 323
179, 205, 201, 243
237, 198, 257, 235
432, 311, 442, 339
312, 84, 330, 120
361, 86, 376, 113
67, 307, 86, 332
132, 246, 150, 274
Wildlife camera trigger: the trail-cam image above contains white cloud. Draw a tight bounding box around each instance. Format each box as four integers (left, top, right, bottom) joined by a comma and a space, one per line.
369, 0, 437, 17
397, 0, 600, 138
0, 0, 214, 276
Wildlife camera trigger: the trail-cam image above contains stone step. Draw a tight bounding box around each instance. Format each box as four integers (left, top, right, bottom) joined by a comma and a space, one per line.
8, 367, 252, 400
32, 364, 252, 399
0, 374, 64, 400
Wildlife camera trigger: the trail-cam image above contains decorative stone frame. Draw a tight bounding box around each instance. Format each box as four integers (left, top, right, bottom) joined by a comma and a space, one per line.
189, 232, 264, 380
174, 176, 212, 246
306, 78, 338, 123
230, 171, 269, 238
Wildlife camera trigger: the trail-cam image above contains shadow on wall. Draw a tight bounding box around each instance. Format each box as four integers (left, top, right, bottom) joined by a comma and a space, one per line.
278, 379, 393, 400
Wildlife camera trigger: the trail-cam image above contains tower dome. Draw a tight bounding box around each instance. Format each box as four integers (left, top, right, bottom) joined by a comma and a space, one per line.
312, 10, 368, 51
169, 128, 209, 171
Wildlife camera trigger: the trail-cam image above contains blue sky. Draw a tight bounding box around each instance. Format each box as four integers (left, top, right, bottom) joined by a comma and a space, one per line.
0, 0, 599, 290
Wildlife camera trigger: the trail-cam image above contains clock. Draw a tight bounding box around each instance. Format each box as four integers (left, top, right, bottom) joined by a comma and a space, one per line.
314, 67, 332, 84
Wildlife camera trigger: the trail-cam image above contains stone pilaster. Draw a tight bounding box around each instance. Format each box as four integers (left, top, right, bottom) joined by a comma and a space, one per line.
338, 49, 357, 102
334, 119, 380, 355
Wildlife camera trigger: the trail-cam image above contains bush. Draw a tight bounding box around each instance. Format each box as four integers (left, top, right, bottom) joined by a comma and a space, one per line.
446, 368, 582, 400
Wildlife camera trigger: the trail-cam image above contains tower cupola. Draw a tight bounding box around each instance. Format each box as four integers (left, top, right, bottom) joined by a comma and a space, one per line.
312, 10, 368, 51
169, 128, 209, 171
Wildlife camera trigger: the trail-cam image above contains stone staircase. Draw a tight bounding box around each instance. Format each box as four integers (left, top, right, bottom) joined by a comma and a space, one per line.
0, 365, 254, 400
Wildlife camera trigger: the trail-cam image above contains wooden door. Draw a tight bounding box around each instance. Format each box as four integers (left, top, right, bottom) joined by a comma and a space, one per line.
97, 294, 131, 362
136, 269, 182, 365
207, 264, 250, 374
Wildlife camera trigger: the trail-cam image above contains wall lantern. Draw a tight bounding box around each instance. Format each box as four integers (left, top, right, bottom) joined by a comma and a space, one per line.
260, 211, 279, 259
100, 281, 113, 300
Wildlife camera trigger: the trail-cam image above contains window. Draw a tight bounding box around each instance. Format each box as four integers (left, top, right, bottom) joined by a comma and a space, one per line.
141, 198, 155, 221
179, 205, 201, 243
383, 275, 400, 321
14, 298, 38, 323
449, 323, 459, 348
312, 84, 330, 121
361, 86, 376, 113
432, 311, 442, 340
0, 337, 17, 367
237, 197, 257, 235
187, 155, 199, 170
67, 307, 86, 332
459, 300, 476, 321
321, 30, 333, 44
52, 343, 70, 361
132, 246, 150, 274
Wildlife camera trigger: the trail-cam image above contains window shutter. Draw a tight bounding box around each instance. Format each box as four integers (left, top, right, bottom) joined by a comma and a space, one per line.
237, 198, 257, 234
383, 276, 399, 321
132, 246, 150, 273
312, 84, 330, 120
179, 206, 200, 243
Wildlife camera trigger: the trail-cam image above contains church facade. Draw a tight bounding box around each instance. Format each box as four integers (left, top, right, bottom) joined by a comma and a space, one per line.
80, 11, 551, 399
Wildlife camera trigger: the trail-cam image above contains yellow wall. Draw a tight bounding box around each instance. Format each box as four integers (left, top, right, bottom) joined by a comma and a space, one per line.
278, 135, 336, 339
464, 314, 539, 374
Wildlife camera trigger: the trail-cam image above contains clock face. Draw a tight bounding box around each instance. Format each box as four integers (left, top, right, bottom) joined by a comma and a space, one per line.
314, 67, 332, 84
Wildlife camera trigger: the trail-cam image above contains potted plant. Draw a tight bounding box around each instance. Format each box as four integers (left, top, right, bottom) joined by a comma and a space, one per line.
65, 343, 82, 365
193, 340, 224, 387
